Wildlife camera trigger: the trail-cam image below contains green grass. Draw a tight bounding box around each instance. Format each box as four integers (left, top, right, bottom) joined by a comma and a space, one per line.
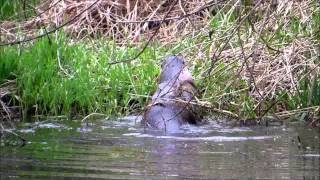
0, 0, 40, 21
1, 34, 162, 118
0, 47, 18, 83
0, 1, 319, 121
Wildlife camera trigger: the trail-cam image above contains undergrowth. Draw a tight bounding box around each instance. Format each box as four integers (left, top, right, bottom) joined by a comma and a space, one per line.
1, 34, 161, 118
0, 0, 319, 123
0, 0, 40, 21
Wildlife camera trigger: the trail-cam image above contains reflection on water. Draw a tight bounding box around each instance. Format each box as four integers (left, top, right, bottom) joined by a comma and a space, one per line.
0, 117, 319, 179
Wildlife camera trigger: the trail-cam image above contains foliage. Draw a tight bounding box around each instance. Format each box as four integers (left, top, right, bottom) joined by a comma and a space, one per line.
1, 34, 160, 118
0, 0, 40, 21
0, 0, 319, 122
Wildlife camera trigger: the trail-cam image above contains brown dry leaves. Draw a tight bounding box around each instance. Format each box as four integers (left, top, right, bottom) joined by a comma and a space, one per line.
0, 0, 213, 44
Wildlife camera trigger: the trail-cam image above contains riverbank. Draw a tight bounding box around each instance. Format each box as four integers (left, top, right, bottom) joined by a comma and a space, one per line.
0, 0, 319, 126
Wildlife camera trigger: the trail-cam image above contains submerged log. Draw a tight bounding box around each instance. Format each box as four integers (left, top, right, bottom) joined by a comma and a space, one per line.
143, 56, 202, 132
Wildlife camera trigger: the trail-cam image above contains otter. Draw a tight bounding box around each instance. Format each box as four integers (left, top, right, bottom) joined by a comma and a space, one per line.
143, 56, 202, 132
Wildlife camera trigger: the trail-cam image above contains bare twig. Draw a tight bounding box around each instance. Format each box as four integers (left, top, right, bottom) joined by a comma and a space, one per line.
0, 0, 100, 46
107, 0, 179, 65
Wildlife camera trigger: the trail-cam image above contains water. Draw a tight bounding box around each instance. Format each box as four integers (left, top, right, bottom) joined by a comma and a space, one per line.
1, 117, 319, 179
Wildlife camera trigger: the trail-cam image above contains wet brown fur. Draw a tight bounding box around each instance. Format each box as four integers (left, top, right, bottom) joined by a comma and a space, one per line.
143, 56, 201, 132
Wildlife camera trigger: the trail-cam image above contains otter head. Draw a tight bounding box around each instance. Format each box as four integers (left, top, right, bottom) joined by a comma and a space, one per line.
160, 56, 195, 85
160, 56, 185, 83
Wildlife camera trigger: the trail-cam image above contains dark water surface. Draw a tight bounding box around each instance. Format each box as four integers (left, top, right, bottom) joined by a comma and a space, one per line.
1, 117, 319, 179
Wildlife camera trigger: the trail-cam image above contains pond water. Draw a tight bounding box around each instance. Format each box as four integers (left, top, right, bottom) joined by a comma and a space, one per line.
0, 117, 319, 179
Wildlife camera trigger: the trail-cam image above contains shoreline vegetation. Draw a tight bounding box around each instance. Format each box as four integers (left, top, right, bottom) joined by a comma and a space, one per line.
0, 0, 319, 127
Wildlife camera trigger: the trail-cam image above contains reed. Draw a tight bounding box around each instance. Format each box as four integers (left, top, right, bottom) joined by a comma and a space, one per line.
1, 34, 161, 119
0, 0, 319, 124
0, 0, 40, 21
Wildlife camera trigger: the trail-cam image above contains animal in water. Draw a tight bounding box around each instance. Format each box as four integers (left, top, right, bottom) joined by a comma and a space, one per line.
143, 56, 202, 132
